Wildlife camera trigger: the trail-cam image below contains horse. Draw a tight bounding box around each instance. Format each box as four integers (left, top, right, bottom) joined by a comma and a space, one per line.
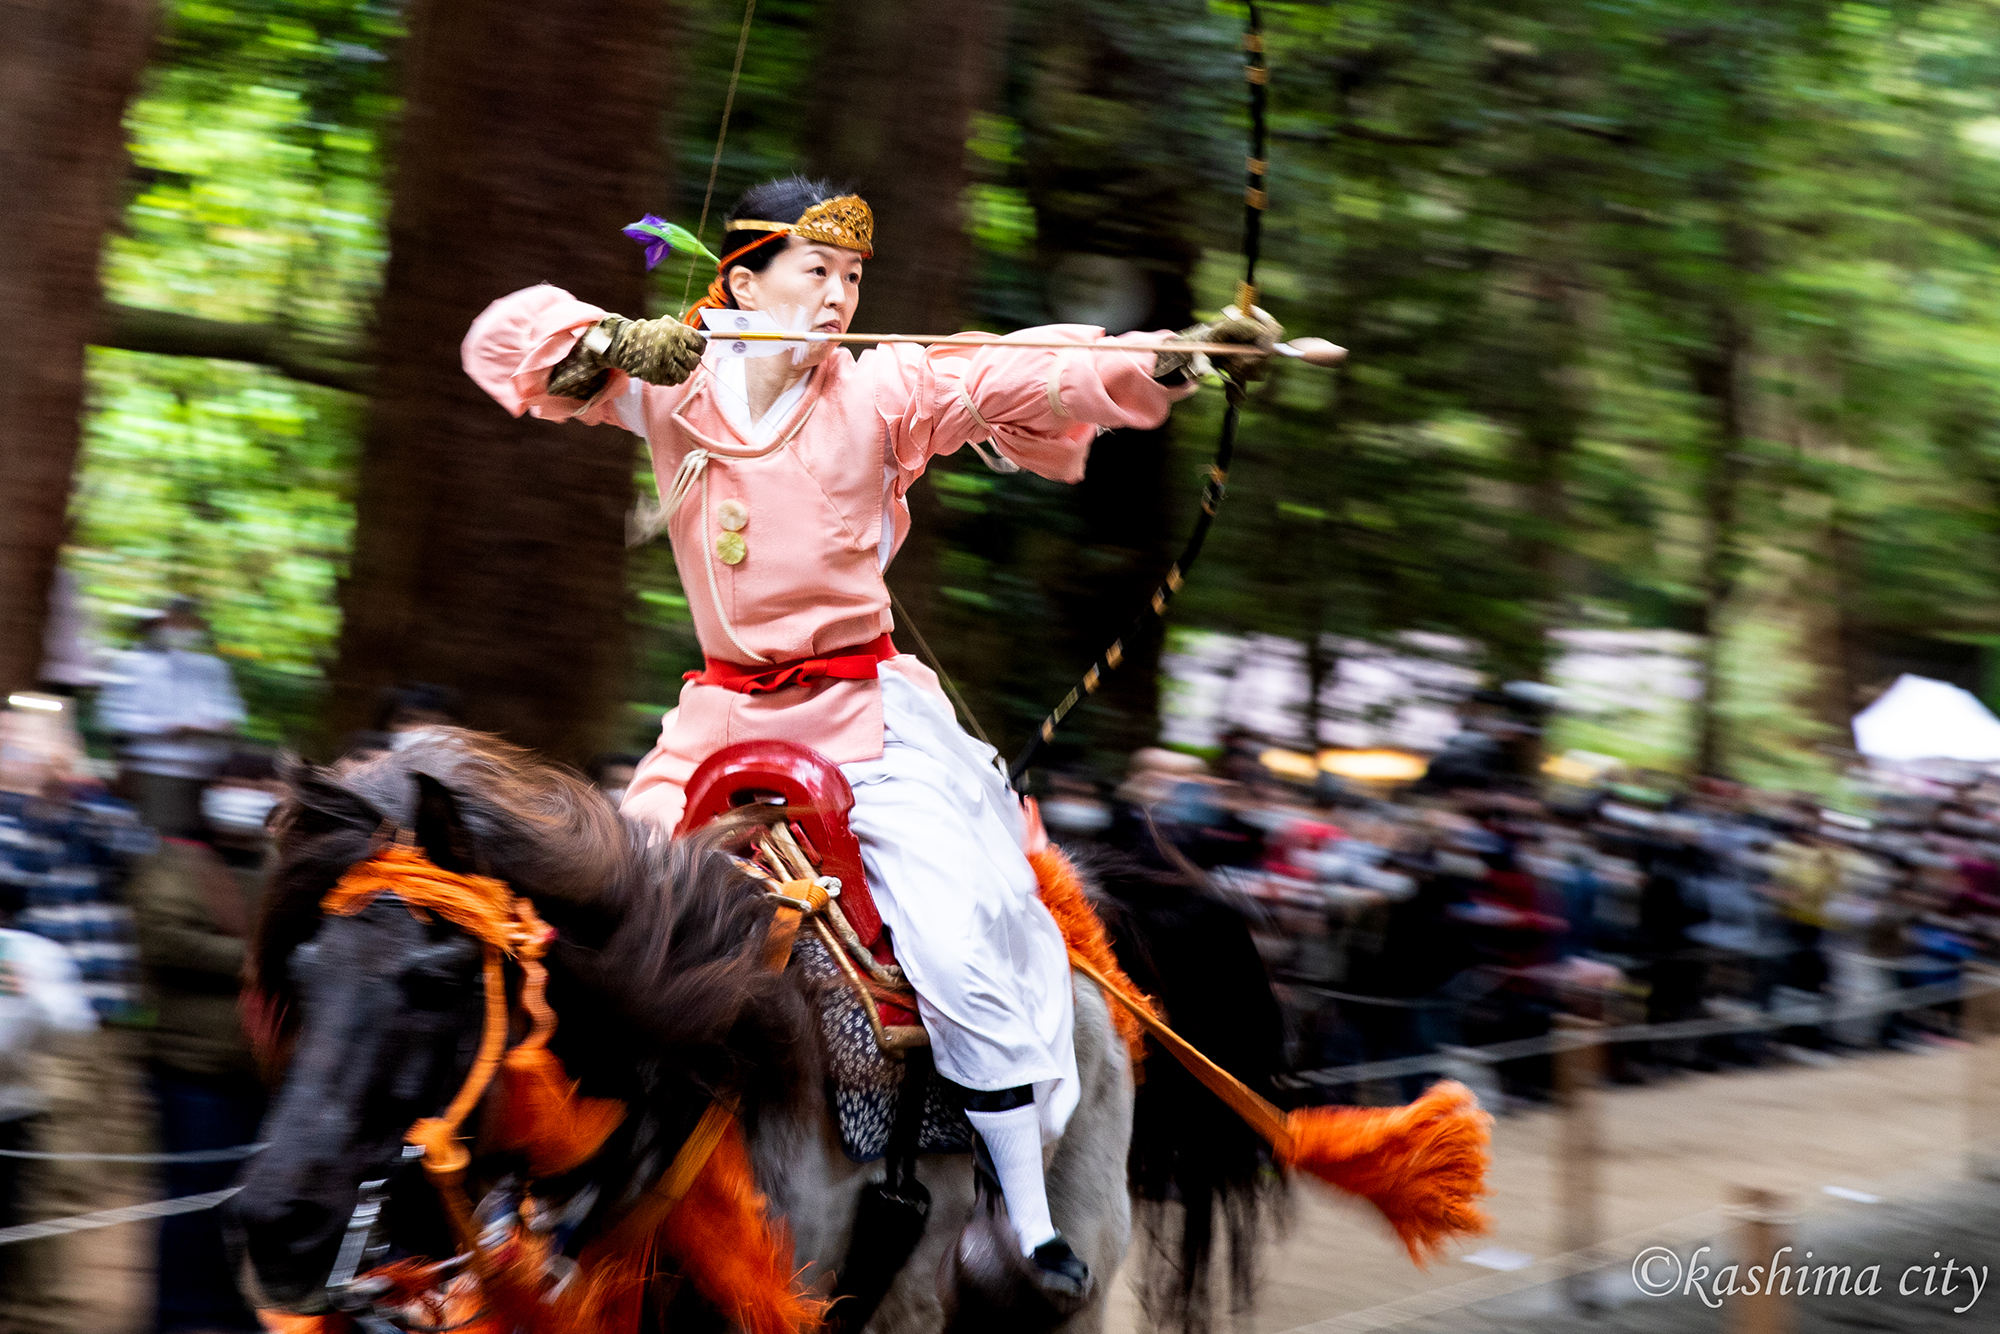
224, 730, 1310, 1334
226, 730, 1487, 1334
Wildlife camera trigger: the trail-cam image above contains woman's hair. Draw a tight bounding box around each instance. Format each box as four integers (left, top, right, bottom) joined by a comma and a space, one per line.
715, 175, 847, 302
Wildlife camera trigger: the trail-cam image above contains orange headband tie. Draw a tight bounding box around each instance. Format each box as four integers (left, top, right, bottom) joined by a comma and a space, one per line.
681, 232, 794, 326
680, 195, 874, 327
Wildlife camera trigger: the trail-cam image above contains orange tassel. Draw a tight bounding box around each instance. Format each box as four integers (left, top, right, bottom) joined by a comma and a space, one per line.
1275, 1081, 1493, 1263
1028, 846, 1158, 1064
257, 1315, 340, 1334
1063, 931, 1492, 1267
655, 1120, 828, 1334
492, 1046, 628, 1179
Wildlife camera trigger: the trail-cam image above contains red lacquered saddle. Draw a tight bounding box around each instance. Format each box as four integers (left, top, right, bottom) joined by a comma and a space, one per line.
674, 741, 918, 1028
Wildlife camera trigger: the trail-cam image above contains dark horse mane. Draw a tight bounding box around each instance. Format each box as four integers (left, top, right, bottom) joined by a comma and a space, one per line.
1075, 843, 1292, 1334
249, 728, 816, 1116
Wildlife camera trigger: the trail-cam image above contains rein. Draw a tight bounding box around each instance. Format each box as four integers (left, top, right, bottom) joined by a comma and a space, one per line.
310, 838, 796, 1334
316, 841, 653, 1329
323, 840, 555, 1213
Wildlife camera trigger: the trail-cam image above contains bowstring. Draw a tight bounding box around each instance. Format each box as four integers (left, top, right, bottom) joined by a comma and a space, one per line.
680, 0, 760, 314
1005, 0, 1268, 785
887, 587, 995, 751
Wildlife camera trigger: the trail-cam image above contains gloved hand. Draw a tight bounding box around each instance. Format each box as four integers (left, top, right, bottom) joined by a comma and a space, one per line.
546, 314, 707, 399
1153, 305, 1284, 391
1205, 304, 1284, 380
600, 315, 706, 387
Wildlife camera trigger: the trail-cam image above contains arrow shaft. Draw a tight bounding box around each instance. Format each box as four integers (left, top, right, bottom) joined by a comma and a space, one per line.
699, 330, 1319, 358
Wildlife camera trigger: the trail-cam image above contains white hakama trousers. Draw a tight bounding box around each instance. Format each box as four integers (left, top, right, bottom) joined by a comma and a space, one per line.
840, 671, 1080, 1143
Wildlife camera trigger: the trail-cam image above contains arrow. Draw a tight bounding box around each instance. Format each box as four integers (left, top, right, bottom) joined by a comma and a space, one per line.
675, 308, 1345, 365
695, 328, 1347, 365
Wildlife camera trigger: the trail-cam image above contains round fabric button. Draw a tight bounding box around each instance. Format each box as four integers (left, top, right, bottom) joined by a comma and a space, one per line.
715, 531, 747, 565
717, 499, 749, 532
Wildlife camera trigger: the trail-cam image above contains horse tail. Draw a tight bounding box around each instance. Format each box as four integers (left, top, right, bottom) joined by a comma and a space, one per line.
1076, 847, 1291, 1334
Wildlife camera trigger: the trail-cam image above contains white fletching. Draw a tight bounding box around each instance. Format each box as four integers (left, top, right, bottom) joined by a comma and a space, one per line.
699, 307, 818, 359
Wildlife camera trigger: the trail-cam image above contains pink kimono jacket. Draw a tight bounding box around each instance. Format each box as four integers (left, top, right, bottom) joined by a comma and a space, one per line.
462, 284, 1195, 831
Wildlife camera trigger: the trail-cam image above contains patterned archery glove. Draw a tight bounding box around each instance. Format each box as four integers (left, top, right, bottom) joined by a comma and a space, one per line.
545, 329, 613, 401
546, 314, 706, 399
598, 315, 706, 387
1154, 305, 1284, 391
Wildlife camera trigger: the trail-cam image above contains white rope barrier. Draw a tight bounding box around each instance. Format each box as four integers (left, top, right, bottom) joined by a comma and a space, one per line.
0, 1143, 264, 1163
1280, 972, 2000, 1092
0, 973, 1984, 1253
0, 1187, 240, 1247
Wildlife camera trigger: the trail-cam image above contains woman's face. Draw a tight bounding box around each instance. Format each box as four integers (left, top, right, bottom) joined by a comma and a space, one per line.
726, 238, 864, 366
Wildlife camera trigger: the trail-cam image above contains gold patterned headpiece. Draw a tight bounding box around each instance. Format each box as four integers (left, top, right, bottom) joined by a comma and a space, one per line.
726, 194, 874, 258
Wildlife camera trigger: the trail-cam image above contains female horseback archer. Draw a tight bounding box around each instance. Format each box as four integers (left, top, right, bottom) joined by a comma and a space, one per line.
461, 174, 1279, 1301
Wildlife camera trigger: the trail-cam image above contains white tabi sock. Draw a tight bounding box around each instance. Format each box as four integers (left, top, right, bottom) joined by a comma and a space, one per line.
966, 1103, 1057, 1256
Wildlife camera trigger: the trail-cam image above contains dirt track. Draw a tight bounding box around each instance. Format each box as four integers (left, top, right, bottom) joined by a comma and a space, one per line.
50, 1037, 1999, 1334
1108, 1040, 1995, 1334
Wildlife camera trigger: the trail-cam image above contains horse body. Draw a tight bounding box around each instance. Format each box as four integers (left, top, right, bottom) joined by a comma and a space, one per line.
757, 976, 1132, 1333
226, 733, 1269, 1334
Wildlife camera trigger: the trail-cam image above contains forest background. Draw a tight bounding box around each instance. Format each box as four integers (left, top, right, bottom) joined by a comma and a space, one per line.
9, 0, 2000, 792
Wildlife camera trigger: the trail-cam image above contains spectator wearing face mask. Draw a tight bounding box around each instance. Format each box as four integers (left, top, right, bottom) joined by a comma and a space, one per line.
0, 693, 150, 1023
129, 749, 281, 1334
96, 599, 245, 839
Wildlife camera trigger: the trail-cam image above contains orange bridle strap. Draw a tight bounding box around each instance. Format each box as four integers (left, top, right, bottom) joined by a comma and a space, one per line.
323, 841, 532, 954
317, 841, 796, 1332
322, 844, 558, 1207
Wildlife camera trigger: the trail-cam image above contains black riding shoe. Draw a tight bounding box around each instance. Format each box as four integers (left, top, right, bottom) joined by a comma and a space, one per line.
1029, 1234, 1093, 1303
940, 1216, 1097, 1331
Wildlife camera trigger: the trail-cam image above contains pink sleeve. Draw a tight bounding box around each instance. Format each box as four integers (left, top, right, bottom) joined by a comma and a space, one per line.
871, 325, 1198, 484
461, 283, 631, 424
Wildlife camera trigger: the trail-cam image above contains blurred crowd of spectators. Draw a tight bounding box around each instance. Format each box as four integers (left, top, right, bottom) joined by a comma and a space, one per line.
1047, 725, 2000, 1108
1, 593, 525, 1332
9, 588, 2000, 1323
0, 587, 648, 1332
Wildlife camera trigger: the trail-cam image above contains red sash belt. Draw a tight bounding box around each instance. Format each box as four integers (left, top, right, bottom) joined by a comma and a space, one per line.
684, 633, 898, 695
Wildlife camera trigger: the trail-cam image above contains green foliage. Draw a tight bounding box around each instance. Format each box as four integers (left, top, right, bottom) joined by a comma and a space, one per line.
70, 0, 392, 746
65, 0, 2000, 778
74, 351, 357, 743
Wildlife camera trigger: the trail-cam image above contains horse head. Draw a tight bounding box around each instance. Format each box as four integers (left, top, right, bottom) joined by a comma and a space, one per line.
224, 732, 647, 1314
225, 730, 812, 1320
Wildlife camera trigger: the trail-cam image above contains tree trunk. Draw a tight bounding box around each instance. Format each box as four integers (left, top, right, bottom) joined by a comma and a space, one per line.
1304, 630, 1334, 752
1009, 3, 1204, 774
1475, 245, 1585, 686
0, 0, 157, 694
1809, 502, 1861, 740
802, 0, 1007, 339
1785, 360, 1860, 743
801, 0, 1011, 722
1512, 264, 1586, 686
324, 0, 675, 761
1687, 315, 1753, 779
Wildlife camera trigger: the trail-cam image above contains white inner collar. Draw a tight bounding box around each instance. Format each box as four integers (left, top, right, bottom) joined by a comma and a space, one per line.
712, 356, 812, 447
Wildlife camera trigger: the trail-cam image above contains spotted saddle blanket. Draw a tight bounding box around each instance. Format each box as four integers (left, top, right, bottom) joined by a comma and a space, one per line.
791, 932, 973, 1162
